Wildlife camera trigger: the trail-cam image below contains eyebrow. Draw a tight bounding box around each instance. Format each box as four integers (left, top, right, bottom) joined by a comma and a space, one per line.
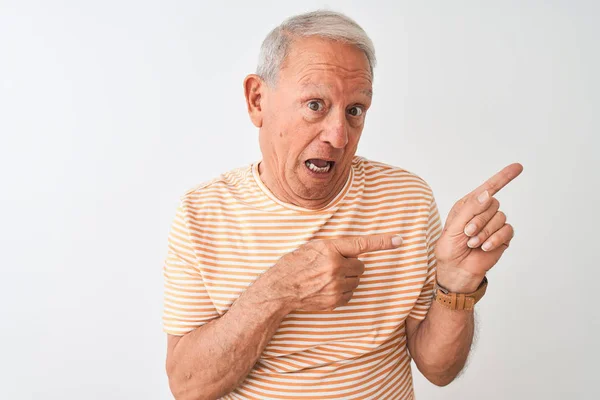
362, 89, 373, 98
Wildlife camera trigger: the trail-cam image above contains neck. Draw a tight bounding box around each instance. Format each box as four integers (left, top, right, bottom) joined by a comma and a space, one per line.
257, 162, 348, 210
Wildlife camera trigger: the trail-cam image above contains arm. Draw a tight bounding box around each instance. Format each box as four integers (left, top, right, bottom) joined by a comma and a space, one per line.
165, 233, 402, 399
406, 163, 522, 386
405, 303, 474, 386
163, 202, 289, 400
404, 198, 475, 386
166, 274, 291, 400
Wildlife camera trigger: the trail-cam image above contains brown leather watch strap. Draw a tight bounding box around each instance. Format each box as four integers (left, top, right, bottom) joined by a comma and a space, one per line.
434, 276, 488, 311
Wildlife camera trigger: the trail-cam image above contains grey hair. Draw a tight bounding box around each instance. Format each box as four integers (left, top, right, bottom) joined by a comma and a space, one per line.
256, 10, 376, 86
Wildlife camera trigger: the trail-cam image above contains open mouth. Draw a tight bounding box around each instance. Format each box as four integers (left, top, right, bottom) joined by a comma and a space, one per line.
305, 159, 335, 174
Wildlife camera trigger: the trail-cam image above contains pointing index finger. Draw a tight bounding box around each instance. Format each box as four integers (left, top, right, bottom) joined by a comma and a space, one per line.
331, 234, 403, 258
472, 163, 524, 197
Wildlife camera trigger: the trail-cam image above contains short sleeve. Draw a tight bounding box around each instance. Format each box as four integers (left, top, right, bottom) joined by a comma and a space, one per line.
162, 201, 220, 336
408, 197, 443, 320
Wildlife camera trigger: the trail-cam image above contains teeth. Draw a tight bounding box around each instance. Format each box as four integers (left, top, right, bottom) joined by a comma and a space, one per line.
306, 160, 331, 173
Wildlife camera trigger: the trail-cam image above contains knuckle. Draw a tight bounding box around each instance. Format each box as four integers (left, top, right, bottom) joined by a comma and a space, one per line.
375, 235, 386, 250
474, 215, 486, 226
506, 223, 515, 236
341, 292, 353, 304
457, 197, 470, 210
352, 237, 368, 254
454, 197, 465, 209
497, 211, 507, 223
331, 294, 349, 310
491, 198, 500, 210
358, 261, 366, 275
325, 297, 338, 310
480, 225, 491, 238
471, 217, 486, 234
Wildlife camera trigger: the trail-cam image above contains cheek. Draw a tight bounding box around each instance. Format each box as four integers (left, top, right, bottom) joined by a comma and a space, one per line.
348, 113, 367, 129
266, 104, 321, 161
285, 121, 317, 148
347, 127, 363, 146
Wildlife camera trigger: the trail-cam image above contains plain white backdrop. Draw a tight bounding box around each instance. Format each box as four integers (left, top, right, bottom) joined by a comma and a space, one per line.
1, 0, 598, 398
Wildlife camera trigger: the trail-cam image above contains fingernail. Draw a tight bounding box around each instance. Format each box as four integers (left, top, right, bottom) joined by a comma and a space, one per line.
464, 223, 477, 236
482, 241, 492, 251
477, 190, 489, 204
467, 236, 480, 248
392, 235, 403, 247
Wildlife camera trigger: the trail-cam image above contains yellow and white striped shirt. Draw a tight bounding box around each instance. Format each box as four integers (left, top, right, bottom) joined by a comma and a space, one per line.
163, 156, 442, 399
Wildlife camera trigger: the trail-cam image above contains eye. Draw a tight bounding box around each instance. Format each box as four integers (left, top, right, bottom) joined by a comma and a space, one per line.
348, 106, 364, 117
307, 100, 324, 112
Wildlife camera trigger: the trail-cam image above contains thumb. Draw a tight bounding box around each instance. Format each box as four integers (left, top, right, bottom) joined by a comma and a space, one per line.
331, 234, 403, 258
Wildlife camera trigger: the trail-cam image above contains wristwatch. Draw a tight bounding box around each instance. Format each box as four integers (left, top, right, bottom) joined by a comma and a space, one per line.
434, 276, 488, 311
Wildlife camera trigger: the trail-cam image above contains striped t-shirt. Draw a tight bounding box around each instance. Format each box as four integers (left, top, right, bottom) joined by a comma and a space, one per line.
162, 155, 442, 399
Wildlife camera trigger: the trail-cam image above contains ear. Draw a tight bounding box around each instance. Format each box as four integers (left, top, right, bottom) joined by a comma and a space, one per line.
244, 74, 266, 128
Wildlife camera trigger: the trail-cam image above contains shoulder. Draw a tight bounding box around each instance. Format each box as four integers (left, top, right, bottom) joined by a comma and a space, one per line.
178, 164, 252, 208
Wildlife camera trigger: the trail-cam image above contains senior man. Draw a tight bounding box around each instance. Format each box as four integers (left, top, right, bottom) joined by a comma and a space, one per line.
163, 10, 522, 400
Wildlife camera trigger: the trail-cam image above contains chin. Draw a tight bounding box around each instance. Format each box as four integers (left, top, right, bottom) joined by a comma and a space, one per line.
296, 177, 338, 202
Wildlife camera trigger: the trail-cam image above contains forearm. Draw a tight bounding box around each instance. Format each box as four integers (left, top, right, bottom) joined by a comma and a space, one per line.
407, 301, 475, 386
167, 277, 291, 400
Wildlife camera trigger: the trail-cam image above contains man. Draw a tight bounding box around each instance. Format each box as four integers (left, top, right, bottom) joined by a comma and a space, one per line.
163, 10, 522, 400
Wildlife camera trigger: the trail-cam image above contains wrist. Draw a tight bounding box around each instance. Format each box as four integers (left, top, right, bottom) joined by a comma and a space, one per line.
436, 266, 485, 294
250, 269, 297, 315
434, 276, 488, 311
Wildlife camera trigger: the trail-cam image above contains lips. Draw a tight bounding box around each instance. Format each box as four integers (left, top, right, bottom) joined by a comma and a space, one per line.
305, 159, 334, 174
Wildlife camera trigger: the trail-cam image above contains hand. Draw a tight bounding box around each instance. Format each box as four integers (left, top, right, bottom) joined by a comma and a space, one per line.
435, 163, 524, 293
265, 234, 403, 312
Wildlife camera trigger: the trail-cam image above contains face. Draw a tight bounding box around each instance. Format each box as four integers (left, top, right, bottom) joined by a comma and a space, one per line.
245, 36, 373, 209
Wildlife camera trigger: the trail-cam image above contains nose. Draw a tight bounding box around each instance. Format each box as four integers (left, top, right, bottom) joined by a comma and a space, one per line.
319, 108, 348, 149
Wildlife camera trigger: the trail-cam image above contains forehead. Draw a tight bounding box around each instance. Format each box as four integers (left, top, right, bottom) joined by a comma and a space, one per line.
279, 37, 373, 94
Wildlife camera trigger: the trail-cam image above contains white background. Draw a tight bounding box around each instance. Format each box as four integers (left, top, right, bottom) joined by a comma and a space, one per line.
1, 1, 598, 399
